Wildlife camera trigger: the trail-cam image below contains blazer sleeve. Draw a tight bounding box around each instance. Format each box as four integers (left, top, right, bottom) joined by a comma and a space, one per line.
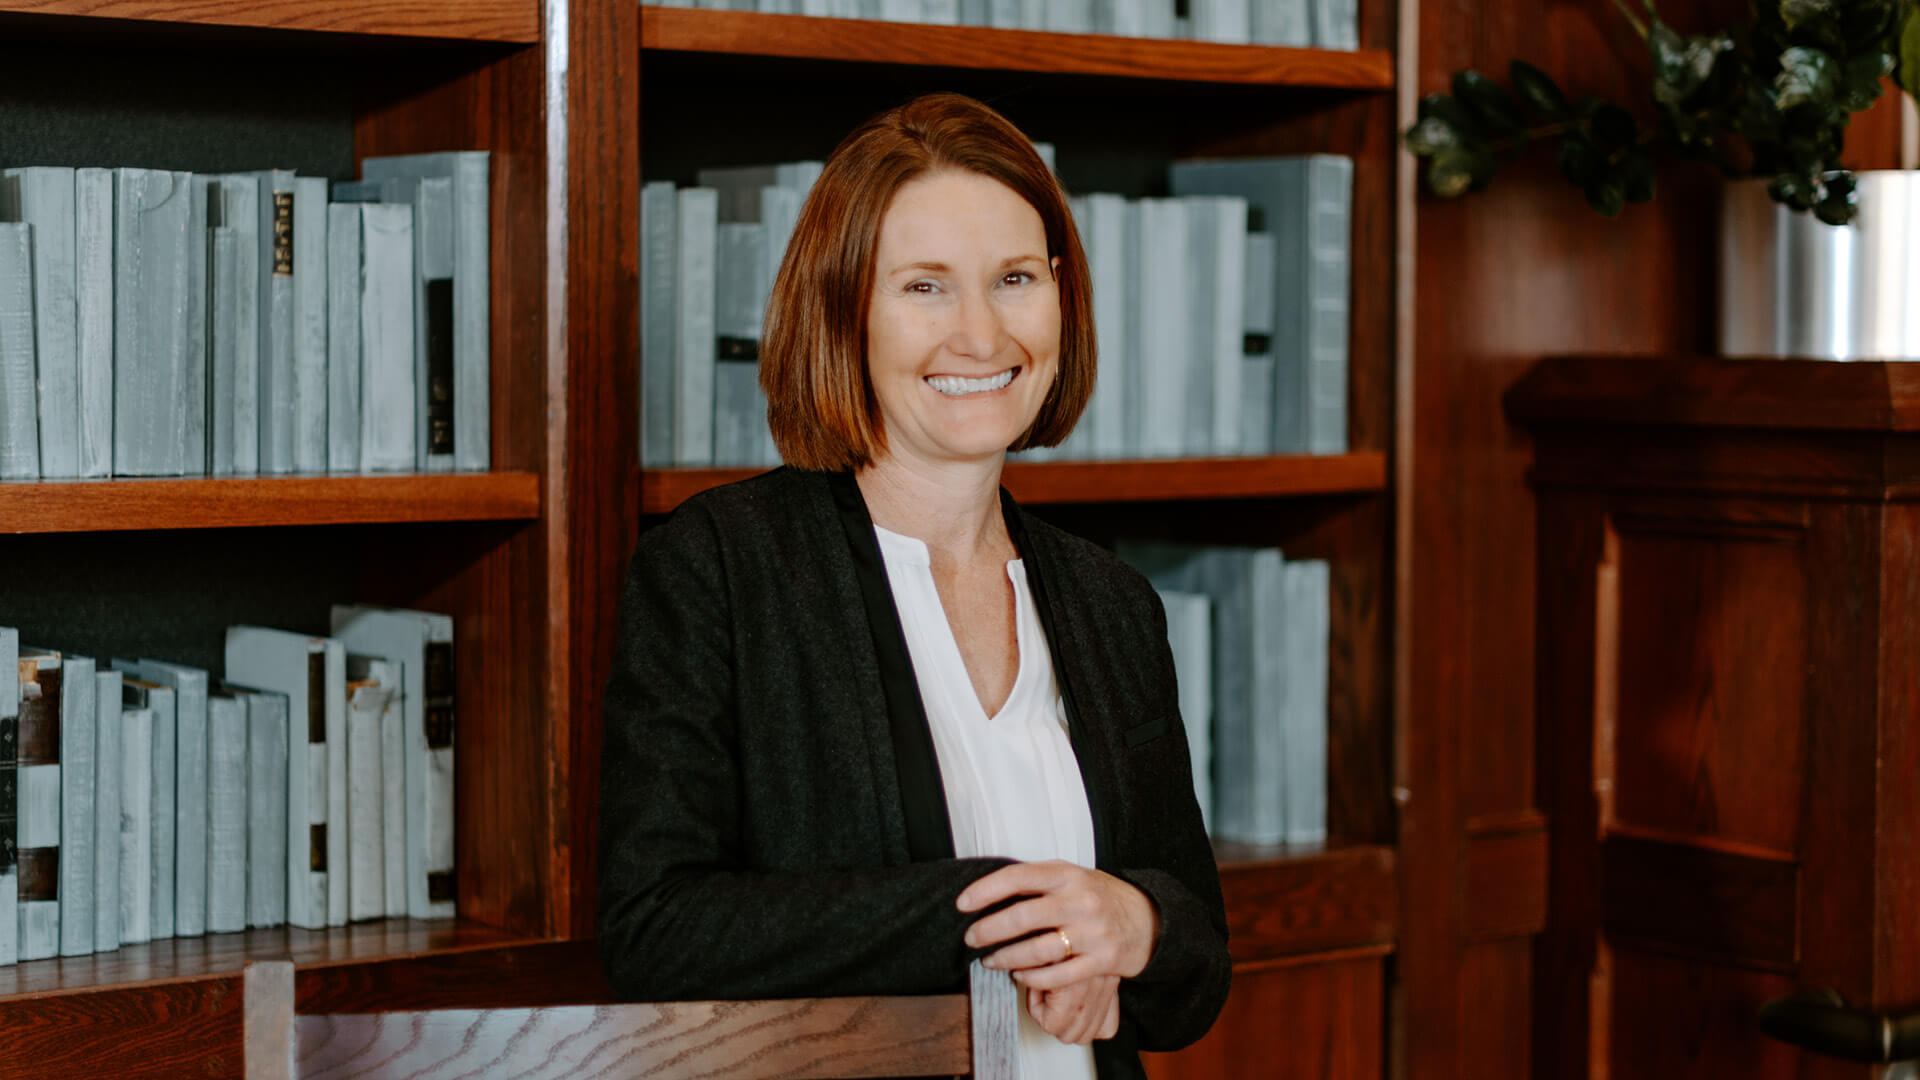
597, 502, 1012, 1003
1109, 584, 1233, 1053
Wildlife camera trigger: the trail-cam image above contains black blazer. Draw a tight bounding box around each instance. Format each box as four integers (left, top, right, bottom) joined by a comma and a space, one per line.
597, 467, 1230, 1078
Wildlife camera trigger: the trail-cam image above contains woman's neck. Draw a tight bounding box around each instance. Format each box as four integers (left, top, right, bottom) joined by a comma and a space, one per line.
855, 451, 1012, 566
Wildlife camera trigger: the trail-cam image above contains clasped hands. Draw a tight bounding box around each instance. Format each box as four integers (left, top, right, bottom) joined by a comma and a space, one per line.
956, 860, 1158, 1047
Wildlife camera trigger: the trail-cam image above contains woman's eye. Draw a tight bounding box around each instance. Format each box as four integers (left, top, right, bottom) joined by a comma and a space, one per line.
906, 280, 939, 294
1001, 271, 1035, 287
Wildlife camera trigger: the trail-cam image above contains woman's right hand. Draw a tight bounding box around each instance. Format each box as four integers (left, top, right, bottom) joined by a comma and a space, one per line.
1028, 974, 1121, 1046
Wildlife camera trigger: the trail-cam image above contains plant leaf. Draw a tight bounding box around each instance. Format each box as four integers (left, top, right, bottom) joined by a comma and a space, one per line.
1591, 102, 1638, 148
1584, 176, 1628, 216
1403, 115, 1463, 156
1781, 0, 1832, 29
1417, 92, 1483, 138
1622, 151, 1658, 203
1556, 136, 1604, 188
1775, 45, 1841, 109
1651, 22, 1731, 104
1842, 51, 1894, 110
1427, 148, 1480, 198
1510, 60, 1571, 119
1815, 169, 1859, 224
1452, 69, 1526, 135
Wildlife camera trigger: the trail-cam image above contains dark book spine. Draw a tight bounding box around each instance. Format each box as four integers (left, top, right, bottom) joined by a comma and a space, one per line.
16, 663, 61, 904
0, 692, 15, 881
424, 640, 455, 904
425, 278, 455, 456
307, 650, 326, 875
271, 190, 294, 277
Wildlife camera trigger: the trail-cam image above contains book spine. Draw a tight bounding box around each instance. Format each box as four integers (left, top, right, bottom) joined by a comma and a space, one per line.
91, 668, 121, 952
0, 629, 14, 967
1157, 591, 1212, 833
247, 693, 288, 929
206, 695, 248, 934
1247, 550, 1289, 846
420, 634, 456, 919
114, 170, 194, 477
1283, 559, 1331, 844
118, 706, 153, 944
16, 659, 62, 961
1078, 194, 1127, 461
410, 177, 456, 473
640, 182, 679, 467
1251, 0, 1310, 44
1241, 231, 1276, 455
0, 223, 39, 480
324, 645, 347, 928
346, 681, 386, 921
4, 170, 81, 479
182, 177, 211, 477
74, 169, 114, 479
1305, 156, 1351, 455
1209, 197, 1247, 455
221, 178, 261, 475
293, 176, 330, 474
169, 670, 209, 938
714, 223, 768, 467
296, 651, 327, 930
1311, 0, 1358, 49
257, 171, 297, 474
380, 681, 406, 918
451, 154, 490, 472
327, 204, 363, 473
57, 657, 95, 957
1137, 199, 1188, 458
209, 226, 240, 476
361, 206, 416, 472
147, 685, 176, 939
674, 188, 718, 465
1268, 162, 1309, 454
1180, 199, 1217, 457
1047, 0, 1091, 31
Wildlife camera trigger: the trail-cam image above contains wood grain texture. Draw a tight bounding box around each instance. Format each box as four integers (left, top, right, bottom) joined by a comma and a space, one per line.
0, 0, 536, 40
639, 454, 1389, 515
1508, 354, 1920, 434
1141, 953, 1384, 1080
968, 960, 1019, 1080
0, 473, 539, 533
1212, 843, 1397, 963
1464, 811, 1548, 943
0, 975, 245, 1079
640, 8, 1394, 89
295, 939, 611, 1013
1601, 830, 1800, 970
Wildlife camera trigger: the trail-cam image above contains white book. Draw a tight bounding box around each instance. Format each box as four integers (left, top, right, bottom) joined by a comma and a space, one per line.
0, 628, 14, 967
118, 706, 154, 945
1046, 0, 1091, 31
228, 685, 289, 929
326, 204, 363, 473
113, 169, 196, 477
210, 225, 241, 475
1242, 231, 1276, 455
14, 649, 64, 960
205, 690, 249, 934
1195, 195, 1248, 454
345, 656, 398, 921
1303, 156, 1352, 455
91, 667, 122, 952
759, 184, 804, 293
330, 605, 457, 919
1157, 591, 1213, 833
1135, 199, 1188, 458
379, 668, 406, 918
1178, 198, 1219, 456
1076, 193, 1130, 460
116, 672, 177, 940
0, 169, 79, 478
714, 223, 769, 466
253, 170, 299, 474
675, 188, 718, 466
0, 223, 37, 480
1311, 0, 1357, 49
640, 182, 678, 467
224, 627, 346, 930
57, 657, 96, 956
361, 205, 418, 472
216, 177, 262, 475
1193, 0, 1249, 41
1252, 0, 1310, 45
292, 176, 329, 473
1282, 560, 1330, 844
1143, 0, 1175, 36
181, 177, 211, 477
1018, 0, 1042, 28
75, 169, 114, 479
881, 0, 918, 19
127, 660, 210, 938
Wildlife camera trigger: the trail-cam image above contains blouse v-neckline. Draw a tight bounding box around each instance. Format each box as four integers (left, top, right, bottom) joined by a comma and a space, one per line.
871, 524, 1033, 726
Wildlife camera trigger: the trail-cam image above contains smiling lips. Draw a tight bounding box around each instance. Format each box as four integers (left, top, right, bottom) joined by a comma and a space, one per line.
925, 366, 1020, 397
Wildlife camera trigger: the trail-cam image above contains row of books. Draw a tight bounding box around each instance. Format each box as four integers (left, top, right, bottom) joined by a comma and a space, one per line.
0, 154, 490, 482
1121, 542, 1330, 847
640, 152, 1350, 466
0, 608, 457, 966
637, 0, 1359, 49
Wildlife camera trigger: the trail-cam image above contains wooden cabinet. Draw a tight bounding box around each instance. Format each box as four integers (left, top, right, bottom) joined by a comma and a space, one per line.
1510, 354, 1920, 1078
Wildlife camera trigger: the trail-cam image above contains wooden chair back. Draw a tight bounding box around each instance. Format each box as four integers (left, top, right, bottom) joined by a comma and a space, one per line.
243, 957, 1019, 1079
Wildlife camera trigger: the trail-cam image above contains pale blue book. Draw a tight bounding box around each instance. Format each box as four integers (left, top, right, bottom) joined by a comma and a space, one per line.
223, 683, 288, 929
181, 177, 212, 476
1241, 231, 1276, 455
1311, 0, 1357, 49
209, 224, 241, 475
640, 181, 678, 467
1191, 195, 1248, 455
113, 169, 196, 477
117, 672, 177, 939
118, 705, 153, 944
57, 657, 96, 957
1281, 559, 1331, 844
1072, 193, 1130, 461
345, 656, 399, 922
293, 176, 329, 474
126, 659, 210, 939
206, 690, 248, 934
1252, 0, 1311, 44
215, 176, 262, 475
1, 169, 79, 478
75, 169, 114, 479
92, 667, 122, 952
1193, 0, 1248, 41
0, 222, 38, 480
361, 205, 418, 473
360, 153, 491, 472
675, 188, 718, 466
1046, 0, 1091, 30
1134, 199, 1188, 458
370, 174, 453, 472
880, 0, 918, 20
1157, 590, 1213, 833
327, 204, 364, 472
714, 222, 769, 466
1244, 549, 1290, 845
0, 628, 15, 966
15, 649, 64, 960
252, 170, 299, 474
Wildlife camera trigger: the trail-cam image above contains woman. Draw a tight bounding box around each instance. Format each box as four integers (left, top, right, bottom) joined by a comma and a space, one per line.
598, 91, 1229, 1079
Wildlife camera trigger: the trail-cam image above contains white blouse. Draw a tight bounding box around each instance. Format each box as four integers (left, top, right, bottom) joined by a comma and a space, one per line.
873, 524, 1099, 1080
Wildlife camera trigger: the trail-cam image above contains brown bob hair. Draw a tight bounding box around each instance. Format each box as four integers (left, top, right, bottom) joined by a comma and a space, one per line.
760, 92, 1096, 472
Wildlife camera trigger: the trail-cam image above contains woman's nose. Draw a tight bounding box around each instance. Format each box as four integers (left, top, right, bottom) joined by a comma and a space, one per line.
946, 287, 1007, 361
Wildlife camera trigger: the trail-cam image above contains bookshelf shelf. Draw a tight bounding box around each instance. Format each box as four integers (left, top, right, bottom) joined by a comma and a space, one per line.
0, 0, 539, 41
0, 472, 542, 534
640, 7, 1394, 89
1212, 842, 1397, 966
638, 453, 1387, 514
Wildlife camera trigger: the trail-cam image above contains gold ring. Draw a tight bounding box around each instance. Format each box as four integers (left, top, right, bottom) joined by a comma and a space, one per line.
1057, 929, 1072, 958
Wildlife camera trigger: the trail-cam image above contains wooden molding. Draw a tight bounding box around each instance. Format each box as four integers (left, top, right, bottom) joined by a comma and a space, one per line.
0, 473, 541, 534
0, 0, 538, 40
1213, 843, 1397, 964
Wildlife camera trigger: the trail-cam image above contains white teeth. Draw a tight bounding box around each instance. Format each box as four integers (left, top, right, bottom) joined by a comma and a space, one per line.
926, 368, 1017, 396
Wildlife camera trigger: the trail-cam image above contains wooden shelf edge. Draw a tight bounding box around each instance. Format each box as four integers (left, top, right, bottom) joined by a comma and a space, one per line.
0, 0, 540, 41
0, 471, 542, 534
1213, 842, 1397, 964
640, 454, 1386, 513
640, 7, 1393, 89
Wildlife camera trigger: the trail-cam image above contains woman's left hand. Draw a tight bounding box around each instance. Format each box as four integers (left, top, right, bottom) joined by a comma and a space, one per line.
956, 860, 1159, 990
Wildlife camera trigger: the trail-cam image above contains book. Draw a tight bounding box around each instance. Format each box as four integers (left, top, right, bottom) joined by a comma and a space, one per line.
113, 169, 196, 477
360, 152, 492, 472
1071, 194, 1130, 460
1157, 590, 1213, 832
880, 0, 919, 20
292, 175, 330, 474
252, 169, 298, 475
330, 204, 417, 473
1241, 230, 1276, 455
181, 177, 211, 477
1047, 0, 1091, 31
75, 170, 114, 479
330, 605, 457, 919
1251, 0, 1310, 43
216, 176, 262, 475
675, 188, 718, 466
345, 655, 398, 922
224, 683, 288, 929
1189, 195, 1248, 455
118, 704, 153, 945
0, 168, 79, 479
373, 175, 455, 472
125, 659, 210, 939
714, 222, 770, 467
1193, 0, 1249, 41
1312, 0, 1358, 49
0, 628, 15, 966
209, 224, 241, 475
1134, 199, 1188, 458
206, 689, 248, 934
0, 222, 38, 481
224, 627, 346, 930
640, 181, 678, 467
117, 673, 176, 939
1281, 559, 1331, 844
15, 649, 62, 960
57, 656, 96, 957
92, 667, 122, 952
327, 204, 364, 473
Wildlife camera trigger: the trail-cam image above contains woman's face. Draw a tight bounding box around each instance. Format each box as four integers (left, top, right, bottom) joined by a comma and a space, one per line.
865, 168, 1061, 468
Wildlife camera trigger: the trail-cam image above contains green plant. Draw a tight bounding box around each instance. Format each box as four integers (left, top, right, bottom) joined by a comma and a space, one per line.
1404, 0, 1920, 223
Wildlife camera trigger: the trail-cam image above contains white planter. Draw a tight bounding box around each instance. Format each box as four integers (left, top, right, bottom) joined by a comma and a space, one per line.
1720, 171, 1920, 360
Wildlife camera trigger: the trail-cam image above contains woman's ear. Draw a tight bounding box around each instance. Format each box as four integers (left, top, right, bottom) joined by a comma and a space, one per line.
1051, 255, 1061, 281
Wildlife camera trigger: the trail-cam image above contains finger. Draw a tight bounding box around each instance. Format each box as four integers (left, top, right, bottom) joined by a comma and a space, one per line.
965, 895, 1071, 952
1063, 996, 1102, 1045
982, 924, 1079, 970
957, 861, 1081, 913
1011, 954, 1104, 991
1098, 996, 1120, 1040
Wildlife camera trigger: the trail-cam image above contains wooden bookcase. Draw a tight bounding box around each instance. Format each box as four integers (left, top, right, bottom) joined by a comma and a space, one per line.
0, 1, 1408, 1076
